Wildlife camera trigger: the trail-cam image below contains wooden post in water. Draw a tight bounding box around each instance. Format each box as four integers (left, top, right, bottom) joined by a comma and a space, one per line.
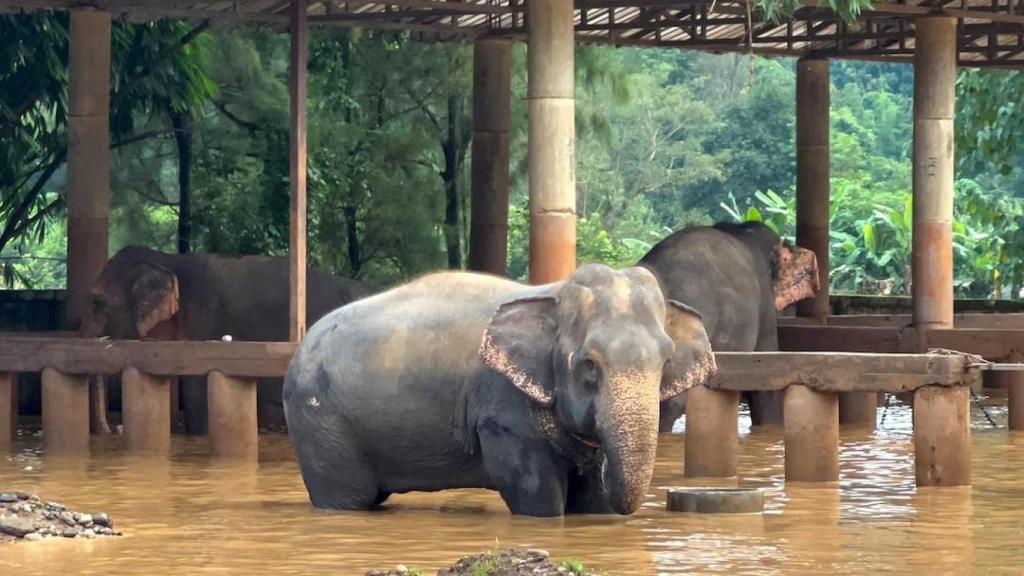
207, 371, 258, 459
1006, 371, 1024, 430
683, 386, 739, 478
784, 384, 839, 482
527, 0, 576, 284
42, 368, 90, 455
289, 0, 308, 342
468, 38, 512, 276
122, 368, 171, 455
913, 385, 970, 486
0, 373, 13, 451
66, 10, 111, 332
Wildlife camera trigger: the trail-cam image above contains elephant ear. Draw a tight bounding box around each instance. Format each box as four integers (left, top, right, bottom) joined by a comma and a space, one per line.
661, 300, 717, 401
480, 296, 558, 406
772, 242, 820, 311
129, 263, 180, 337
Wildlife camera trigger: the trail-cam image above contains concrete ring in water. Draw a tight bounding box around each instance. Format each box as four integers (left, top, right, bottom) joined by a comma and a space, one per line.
665, 487, 764, 514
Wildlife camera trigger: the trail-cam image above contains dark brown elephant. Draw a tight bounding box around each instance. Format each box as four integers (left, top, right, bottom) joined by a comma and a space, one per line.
639, 221, 819, 429
84, 245, 372, 434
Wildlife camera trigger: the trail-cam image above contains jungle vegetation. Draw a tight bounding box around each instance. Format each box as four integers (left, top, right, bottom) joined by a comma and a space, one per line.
2, 11, 1023, 298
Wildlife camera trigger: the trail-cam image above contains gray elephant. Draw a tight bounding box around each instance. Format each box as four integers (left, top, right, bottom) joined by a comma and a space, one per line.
639, 221, 819, 430
84, 245, 372, 434
283, 264, 716, 517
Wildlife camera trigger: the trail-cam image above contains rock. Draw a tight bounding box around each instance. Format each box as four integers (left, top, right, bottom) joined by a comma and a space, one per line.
77, 513, 93, 526
0, 516, 36, 538
395, 565, 408, 574
527, 549, 550, 559
29, 495, 40, 503
15, 491, 29, 500
60, 511, 76, 526
23, 532, 42, 541
92, 513, 111, 528
62, 529, 77, 538
0, 493, 15, 503
82, 529, 96, 539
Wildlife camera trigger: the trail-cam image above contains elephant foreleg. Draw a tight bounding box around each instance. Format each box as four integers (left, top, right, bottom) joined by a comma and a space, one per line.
565, 468, 614, 514
479, 426, 568, 517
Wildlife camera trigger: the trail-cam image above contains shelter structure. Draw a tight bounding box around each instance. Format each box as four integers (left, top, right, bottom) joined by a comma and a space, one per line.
1, 0, 1022, 486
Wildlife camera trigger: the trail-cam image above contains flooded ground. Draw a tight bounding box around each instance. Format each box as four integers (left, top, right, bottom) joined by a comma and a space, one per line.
1, 396, 1021, 575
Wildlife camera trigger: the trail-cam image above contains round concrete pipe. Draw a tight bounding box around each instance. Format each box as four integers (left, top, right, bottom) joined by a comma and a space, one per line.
684, 386, 739, 478
1004, 370, 1024, 431
838, 392, 877, 430
784, 384, 839, 483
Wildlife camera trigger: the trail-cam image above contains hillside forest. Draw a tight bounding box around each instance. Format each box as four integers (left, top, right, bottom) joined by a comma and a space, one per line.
2, 12, 1024, 298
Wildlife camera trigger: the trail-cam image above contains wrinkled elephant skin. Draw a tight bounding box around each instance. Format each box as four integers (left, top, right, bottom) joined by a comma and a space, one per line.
283, 264, 717, 517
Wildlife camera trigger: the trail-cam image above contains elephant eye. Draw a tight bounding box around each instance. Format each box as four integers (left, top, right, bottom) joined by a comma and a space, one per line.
574, 358, 601, 390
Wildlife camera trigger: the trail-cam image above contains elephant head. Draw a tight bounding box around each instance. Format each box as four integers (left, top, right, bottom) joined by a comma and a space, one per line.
82, 246, 181, 340
480, 263, 716, 515
771, 241, 819, 311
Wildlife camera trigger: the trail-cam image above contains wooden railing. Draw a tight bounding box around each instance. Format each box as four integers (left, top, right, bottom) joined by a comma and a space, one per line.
0, 336, 988, 488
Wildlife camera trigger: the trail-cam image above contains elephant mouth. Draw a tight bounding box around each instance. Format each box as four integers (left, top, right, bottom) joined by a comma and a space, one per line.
571, 433, 602, 449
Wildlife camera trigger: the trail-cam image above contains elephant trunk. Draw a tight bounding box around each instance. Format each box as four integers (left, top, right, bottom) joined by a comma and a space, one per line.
598, 371, 661, 515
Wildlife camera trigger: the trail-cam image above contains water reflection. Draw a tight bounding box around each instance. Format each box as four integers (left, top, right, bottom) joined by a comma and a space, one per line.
1, 401, 1023, 574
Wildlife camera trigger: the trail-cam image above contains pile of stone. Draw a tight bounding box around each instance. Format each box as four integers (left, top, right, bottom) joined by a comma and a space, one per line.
367, 549, 595, 576
0, 491, 121, 542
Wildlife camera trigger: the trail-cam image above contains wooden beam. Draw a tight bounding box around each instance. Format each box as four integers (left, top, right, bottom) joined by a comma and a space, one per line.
710, 351, 979, 393
777, 325, 917, 353
289, 0, 309, 342
779, 313, 1024, 329
0, 338, 296, 378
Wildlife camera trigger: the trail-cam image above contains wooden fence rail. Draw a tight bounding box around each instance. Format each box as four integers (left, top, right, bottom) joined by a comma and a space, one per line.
0, 337, 985, 488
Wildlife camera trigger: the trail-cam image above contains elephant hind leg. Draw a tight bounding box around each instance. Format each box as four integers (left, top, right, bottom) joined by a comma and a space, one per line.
290, 413, 379, 510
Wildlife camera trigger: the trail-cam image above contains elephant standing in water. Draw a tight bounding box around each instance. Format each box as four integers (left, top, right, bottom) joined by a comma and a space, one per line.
283, 264, 716, 517
84, 246, 372, 434
640, 221, 819, 429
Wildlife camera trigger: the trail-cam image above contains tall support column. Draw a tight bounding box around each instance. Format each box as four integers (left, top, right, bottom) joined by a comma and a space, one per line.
289, 0, 308, 341
795, 57, 830, 323
527, 0, 576, 284
66, 10, 111, 330
468, 39, 512, 276
912, 16, 956, 331
42, 368, 90, 455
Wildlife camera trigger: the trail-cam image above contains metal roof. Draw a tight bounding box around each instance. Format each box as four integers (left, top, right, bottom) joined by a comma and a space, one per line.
2, 0, 1023, 67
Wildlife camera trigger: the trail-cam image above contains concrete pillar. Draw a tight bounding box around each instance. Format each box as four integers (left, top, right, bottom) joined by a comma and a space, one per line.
684, 387, 739, 478
122, 368, 171, 455
289, 0, 309, 342
468, 38, 513, 276
42, 368, 90, 455
207, 371, 258, 459
912, 16, 957, 331
66, 10, 112, 330
527, 0, 576, 284
0, 373, 13, 451
838, 391, 877, 429
913, 385, 970, 486
784, 385, 839, 482
1006, 371, 1024, 431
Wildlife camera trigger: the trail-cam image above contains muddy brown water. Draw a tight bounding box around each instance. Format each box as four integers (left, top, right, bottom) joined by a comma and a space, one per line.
1, 399, 1022, 575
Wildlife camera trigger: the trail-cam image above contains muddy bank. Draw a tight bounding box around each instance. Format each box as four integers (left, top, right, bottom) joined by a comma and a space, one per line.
1, 491, 120, 542
367, 548, 600, 575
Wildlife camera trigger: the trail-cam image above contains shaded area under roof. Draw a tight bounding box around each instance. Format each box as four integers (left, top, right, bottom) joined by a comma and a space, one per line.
2, 0, 1023, 67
